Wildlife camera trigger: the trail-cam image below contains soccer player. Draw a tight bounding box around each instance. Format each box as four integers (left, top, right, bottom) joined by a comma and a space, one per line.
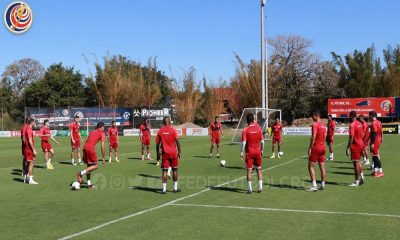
270, 118, 283, 158
369, 111, 384, 177
307, 111, 327, 192
359, 115, 370, 165
40, 119, 60, 169
20, 117, 31, 178
209, 116, 224, 159
346, 111, 365, 187
139, 118, 152, 161
240, 113, 264, 194
76, 122, 106, 189
70, 116, 83, 166
107, 120, 120, 163
24, 117, 38, 184
326, 114, 336, 161
156, 116, 181, 194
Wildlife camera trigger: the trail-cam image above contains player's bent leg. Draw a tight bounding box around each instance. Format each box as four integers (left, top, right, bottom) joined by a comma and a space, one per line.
209, 144, 214, 158
307, 155, 318, 192
318, 161, 326, 190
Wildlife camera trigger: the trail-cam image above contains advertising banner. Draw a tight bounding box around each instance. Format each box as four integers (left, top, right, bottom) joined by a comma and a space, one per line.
328, 98, 395, 118
0, 131, 11, 137
186, 128, 209, 136
283, 127, 311, 135
382, 125, 398, 135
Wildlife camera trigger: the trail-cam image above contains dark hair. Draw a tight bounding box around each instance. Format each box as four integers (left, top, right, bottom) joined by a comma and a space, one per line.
27, 118, 35, 124
349, 111, 357, 118
369, 111, 377, 118
96, 122, 105, 129
359, 115, 365, 120
328, 114, 332, 118
74, 115, 80, 119
312, 110, 321, 117
163, 116, 170, 125
111, 120, 116, 124
44, 119, 49, 124
246, 113, 255, 125
215, 116, 219, 120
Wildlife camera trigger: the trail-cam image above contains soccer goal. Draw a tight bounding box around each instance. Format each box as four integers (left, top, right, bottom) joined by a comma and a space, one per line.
231, 108, 282, 144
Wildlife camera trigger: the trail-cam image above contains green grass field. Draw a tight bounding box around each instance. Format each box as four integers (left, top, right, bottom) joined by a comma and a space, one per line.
0, 134, 399, 240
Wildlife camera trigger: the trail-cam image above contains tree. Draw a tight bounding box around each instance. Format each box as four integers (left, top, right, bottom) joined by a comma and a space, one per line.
24, 63, 86, 108
171, 67, 201, 124
268, 35, 320, 124
1, 58, 44, 96
381, 45, 400, 96
198, 78, 225, 124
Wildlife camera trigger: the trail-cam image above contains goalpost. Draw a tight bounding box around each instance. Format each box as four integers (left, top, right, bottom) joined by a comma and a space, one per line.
231, 108, 282, 144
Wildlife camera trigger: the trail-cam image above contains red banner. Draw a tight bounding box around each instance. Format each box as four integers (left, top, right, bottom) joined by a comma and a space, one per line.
328, 98, 395, 118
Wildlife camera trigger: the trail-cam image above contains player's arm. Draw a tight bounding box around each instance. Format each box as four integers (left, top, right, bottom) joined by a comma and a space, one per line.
51, 135, 60, 145
28, 135, 37, 156
346, 127, 354, 157
308, 124, 316, 156
240, 141, 246, 161
220, 125, 224, 137
101, 140, 105, 163
176, 139, 181, 158
156, 142, 160, 161
139, 128, 143, 143
70, 125, 75, 143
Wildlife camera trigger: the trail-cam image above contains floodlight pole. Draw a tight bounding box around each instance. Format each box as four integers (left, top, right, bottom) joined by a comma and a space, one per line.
261, 0, 266, 111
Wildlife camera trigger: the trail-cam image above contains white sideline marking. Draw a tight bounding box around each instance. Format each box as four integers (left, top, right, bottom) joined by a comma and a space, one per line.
170, 203, 400, 219
57, 143, 346, 239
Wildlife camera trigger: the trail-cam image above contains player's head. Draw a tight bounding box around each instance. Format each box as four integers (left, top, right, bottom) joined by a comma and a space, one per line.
369, 111, 377, 120
27, 117, 35, 126
96, 122, 105, 130
44, 119, 50, 126
276, 118, 280, 123
215, 116, 219, 122
359, 115, 365, 122
311, 110, 321, 121
246, 113, 255, 125
163, 116, 171, 126
74, 115, 80, 123
111, 120, 116, 127
26, 116, 34, 124
144, 117, 150, 125
328, 114, 332, 121
349, 111, 357, 122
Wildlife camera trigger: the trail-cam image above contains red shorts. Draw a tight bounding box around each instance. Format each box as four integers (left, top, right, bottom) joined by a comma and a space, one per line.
245, 154, 262, 169
41, 142, 53, 152
326, 136, 334, 144
141, 138, 150, 146
25, 149, 35, 162
309, 148, 325, 164
350, 146, 364, 161
83, 149, 98, 165
371, 141, 381, 156
211, 137, 220, 144
272, 137, 282, 145
161, 153, 179, 169
71, 139, 81, 149
109, 142, 118, 149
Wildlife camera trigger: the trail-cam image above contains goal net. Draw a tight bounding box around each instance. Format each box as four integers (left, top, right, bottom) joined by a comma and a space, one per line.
231, 108, 282, 144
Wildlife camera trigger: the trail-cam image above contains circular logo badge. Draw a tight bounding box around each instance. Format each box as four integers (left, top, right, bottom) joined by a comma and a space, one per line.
381, 100, 392, 111
62, 109, 69, 117
4, 1, 33, 34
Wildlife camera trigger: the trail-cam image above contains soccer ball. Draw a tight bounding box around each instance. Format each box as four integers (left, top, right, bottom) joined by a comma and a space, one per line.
220, 160, 226, 167
71, 181, 81, 190
278, 152, 284, 157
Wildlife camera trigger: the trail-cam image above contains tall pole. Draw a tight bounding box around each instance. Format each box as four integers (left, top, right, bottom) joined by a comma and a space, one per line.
261, 0, 266, 110
265, 38, 269, 109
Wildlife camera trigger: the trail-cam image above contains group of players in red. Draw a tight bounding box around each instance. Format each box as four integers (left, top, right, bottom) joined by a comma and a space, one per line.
307, 110, 383, 192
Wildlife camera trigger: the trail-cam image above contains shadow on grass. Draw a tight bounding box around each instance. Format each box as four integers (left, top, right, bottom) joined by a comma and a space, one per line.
193, 155, 210, 159
206, 185, 247, 193
332, 166, 354, 170
127, 157, 144, 160
132, 186, 160, 193
304, 180, 348, 186
265, 183, 306, 191
11, 172, 21, 176
332, 161, 352, 164
138, 173, 161, 179
34, 165, 47, 169
147, 162, 157, 165
13, 178, 25, 183
13, 169, 22, 172
58, 161, 73, 165
224, 166, 244, 170
329, 171, 354, 176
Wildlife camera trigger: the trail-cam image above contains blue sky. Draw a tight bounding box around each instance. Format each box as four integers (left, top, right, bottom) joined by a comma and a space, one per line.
0, 0, 399, 82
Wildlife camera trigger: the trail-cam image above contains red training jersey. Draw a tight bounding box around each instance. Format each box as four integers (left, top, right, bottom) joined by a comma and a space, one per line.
24, 126, 34, 151
40, 126, 50, 142
21, 123, 28, 142
139, 124, 151, 139
311, 121, 326, 150
349, 120, 364, 148
327, 120, 336, 137
107, 127, 118, 143
371, 119, 383, 143
83, 129, 105, 151
69, 122, 80, 140
210, 122, 222, 138
242, 124, 264, 156
156, 125, 179, 156
362, 121, 370, 142
272, 123, 283, 138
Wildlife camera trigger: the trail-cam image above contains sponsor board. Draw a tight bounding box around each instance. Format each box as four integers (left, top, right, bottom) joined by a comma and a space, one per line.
335, 127, 349, 135
382, 125, 398, 135
0, 131, 11, 137
186, 128, 209, 136
124, 128, 183, 137
283, 127, 311, 136
328, 98, 396, 118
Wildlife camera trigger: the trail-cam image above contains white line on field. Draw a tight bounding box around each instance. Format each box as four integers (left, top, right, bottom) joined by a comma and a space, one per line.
170, 203, 400, 219
58, 143, 346, 239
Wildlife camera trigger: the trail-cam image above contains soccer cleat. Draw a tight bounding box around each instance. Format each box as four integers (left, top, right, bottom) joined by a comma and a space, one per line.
173, 189, 181, 193
209, 154, 212, 159
216, 155, 220, 159
76, 173, 83, 184
277, 155, 281, 159
23, 175, 28, 183
115, 159, 120, 163
376, 172, 384, 177
359, 178, 364, 185
156, 161, 160, 166
371, 171, 379, 177
79, 161, 84, 165
365, 160, 370, 165
246, 190, 252, 194
47, 162, 54, 170
257, 189, 262, 193
348, 182, 359, 187
270, 155, 275, 159
87, 184, 96, 189
161, 190, 167, 194
307, 186, 318, 192
72, 161, 77, 166
318, 186, 325, 191
28, 179, 39, 185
